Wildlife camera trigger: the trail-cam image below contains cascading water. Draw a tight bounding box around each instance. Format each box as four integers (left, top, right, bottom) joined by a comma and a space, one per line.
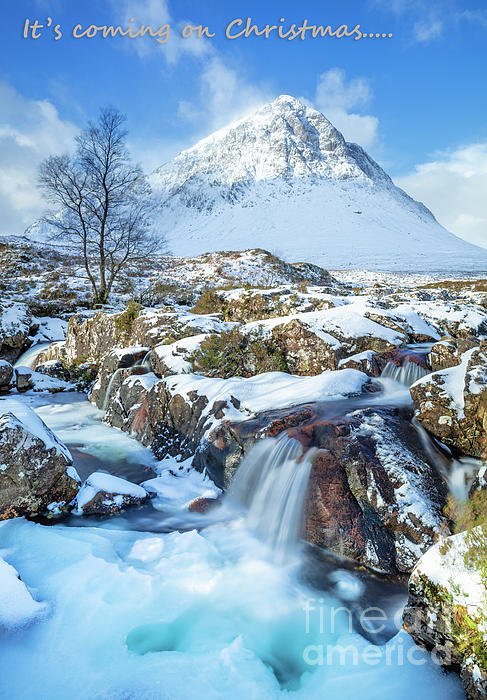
412, 417, 481, 501
13, 342, 52, 369
227, 434, 316, 562
102, 367, 125, 412
380, 360, 429, 387
136, 350, 152, 369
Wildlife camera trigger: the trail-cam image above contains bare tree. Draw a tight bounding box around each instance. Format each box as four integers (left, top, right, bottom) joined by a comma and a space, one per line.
38, 107, 162, 306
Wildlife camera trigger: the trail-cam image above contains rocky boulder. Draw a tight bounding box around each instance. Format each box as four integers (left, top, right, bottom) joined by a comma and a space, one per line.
14, 367, 34, 392
411, 344, 487, 459
0, 360, 13, 393
296, 409, 448, 574
0, 401, 79, 519
0, 301, 34, 363
14, 366, 71, 394
403, 530, 487, 700
71, 472, 149, 516
429, 338, 461, 372
35, 359, 71, 381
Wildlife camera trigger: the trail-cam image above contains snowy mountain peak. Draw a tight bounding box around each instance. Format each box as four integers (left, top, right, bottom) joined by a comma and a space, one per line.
24, 95, 487, 272
152, 94, 389, 192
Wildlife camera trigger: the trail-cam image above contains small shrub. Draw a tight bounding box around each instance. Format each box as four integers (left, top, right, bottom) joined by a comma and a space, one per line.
114, 301, 142, 340
189, 328, 288, 378
191, 289, 224, 315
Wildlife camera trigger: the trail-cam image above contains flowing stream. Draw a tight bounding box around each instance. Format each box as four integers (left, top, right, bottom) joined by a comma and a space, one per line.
0, 348, 469, 699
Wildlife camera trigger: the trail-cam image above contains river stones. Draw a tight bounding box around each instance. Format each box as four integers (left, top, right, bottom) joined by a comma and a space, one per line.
0, 401, 79, 520
14, 367, 34, 392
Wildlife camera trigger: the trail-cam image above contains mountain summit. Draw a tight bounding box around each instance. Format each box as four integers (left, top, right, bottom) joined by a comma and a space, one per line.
150, 95, 487, 272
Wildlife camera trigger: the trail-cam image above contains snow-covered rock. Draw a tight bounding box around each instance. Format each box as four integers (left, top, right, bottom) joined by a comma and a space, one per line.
411, 344, 487, 458
71, 472, 149, 516
14, 366, 72, 394
0, 360, 13, 392
404, 530, 487, 699
0, 400, 79, 519
103, 368, 369, 461
147, 95, 487, 272
0, 301, 33, 363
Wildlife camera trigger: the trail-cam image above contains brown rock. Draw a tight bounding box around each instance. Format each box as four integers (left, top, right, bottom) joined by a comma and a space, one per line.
0, 406, 79, 520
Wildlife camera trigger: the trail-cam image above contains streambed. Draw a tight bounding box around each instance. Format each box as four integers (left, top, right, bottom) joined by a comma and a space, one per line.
0, 351, 470, 699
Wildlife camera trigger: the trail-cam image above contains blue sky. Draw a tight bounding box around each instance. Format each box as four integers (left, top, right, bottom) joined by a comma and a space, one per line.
1, 0, 486, 247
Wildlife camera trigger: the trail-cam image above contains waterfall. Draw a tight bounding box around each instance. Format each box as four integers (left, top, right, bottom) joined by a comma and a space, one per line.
102, 368, 124, 412
13, 342, 52, 369
413, 417, 481, 501
380, 360, 429, 387
136, 350, 152, 369
227, 434, 316, 562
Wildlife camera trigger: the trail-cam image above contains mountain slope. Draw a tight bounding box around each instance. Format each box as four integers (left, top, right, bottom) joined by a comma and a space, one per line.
150, 95, 487, 272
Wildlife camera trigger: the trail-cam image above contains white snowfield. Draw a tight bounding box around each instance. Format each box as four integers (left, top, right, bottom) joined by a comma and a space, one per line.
145, 95, 487, 272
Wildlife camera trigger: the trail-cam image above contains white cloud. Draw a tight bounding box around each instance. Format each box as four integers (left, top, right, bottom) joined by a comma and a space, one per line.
370, 0, 448, 43
312, 68, 379, 149
413, 19, 443, 42
396, 142, 487, 248
177, 56, 272, 133
115, 0, 211, 64
0, 81, 78, 236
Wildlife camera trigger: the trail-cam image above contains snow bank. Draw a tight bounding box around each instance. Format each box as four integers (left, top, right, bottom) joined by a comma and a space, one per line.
153, 333, 208, 375
0, 556, 47, 630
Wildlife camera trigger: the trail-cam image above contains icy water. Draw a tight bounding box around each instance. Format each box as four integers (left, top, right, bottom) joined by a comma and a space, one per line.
0, 359, 469, 699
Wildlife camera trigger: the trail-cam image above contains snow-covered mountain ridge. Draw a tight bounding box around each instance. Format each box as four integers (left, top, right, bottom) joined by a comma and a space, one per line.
149, 95, 487, 272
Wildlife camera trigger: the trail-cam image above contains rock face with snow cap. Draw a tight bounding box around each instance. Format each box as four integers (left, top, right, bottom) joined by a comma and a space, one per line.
296, 409, 449, 574
411, 343, 487, 459
38, 305, 235, 369
0, 401, 79, 519
404, 530, 487, 700
0, 302, 34, 363
102, 368, 369, 462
